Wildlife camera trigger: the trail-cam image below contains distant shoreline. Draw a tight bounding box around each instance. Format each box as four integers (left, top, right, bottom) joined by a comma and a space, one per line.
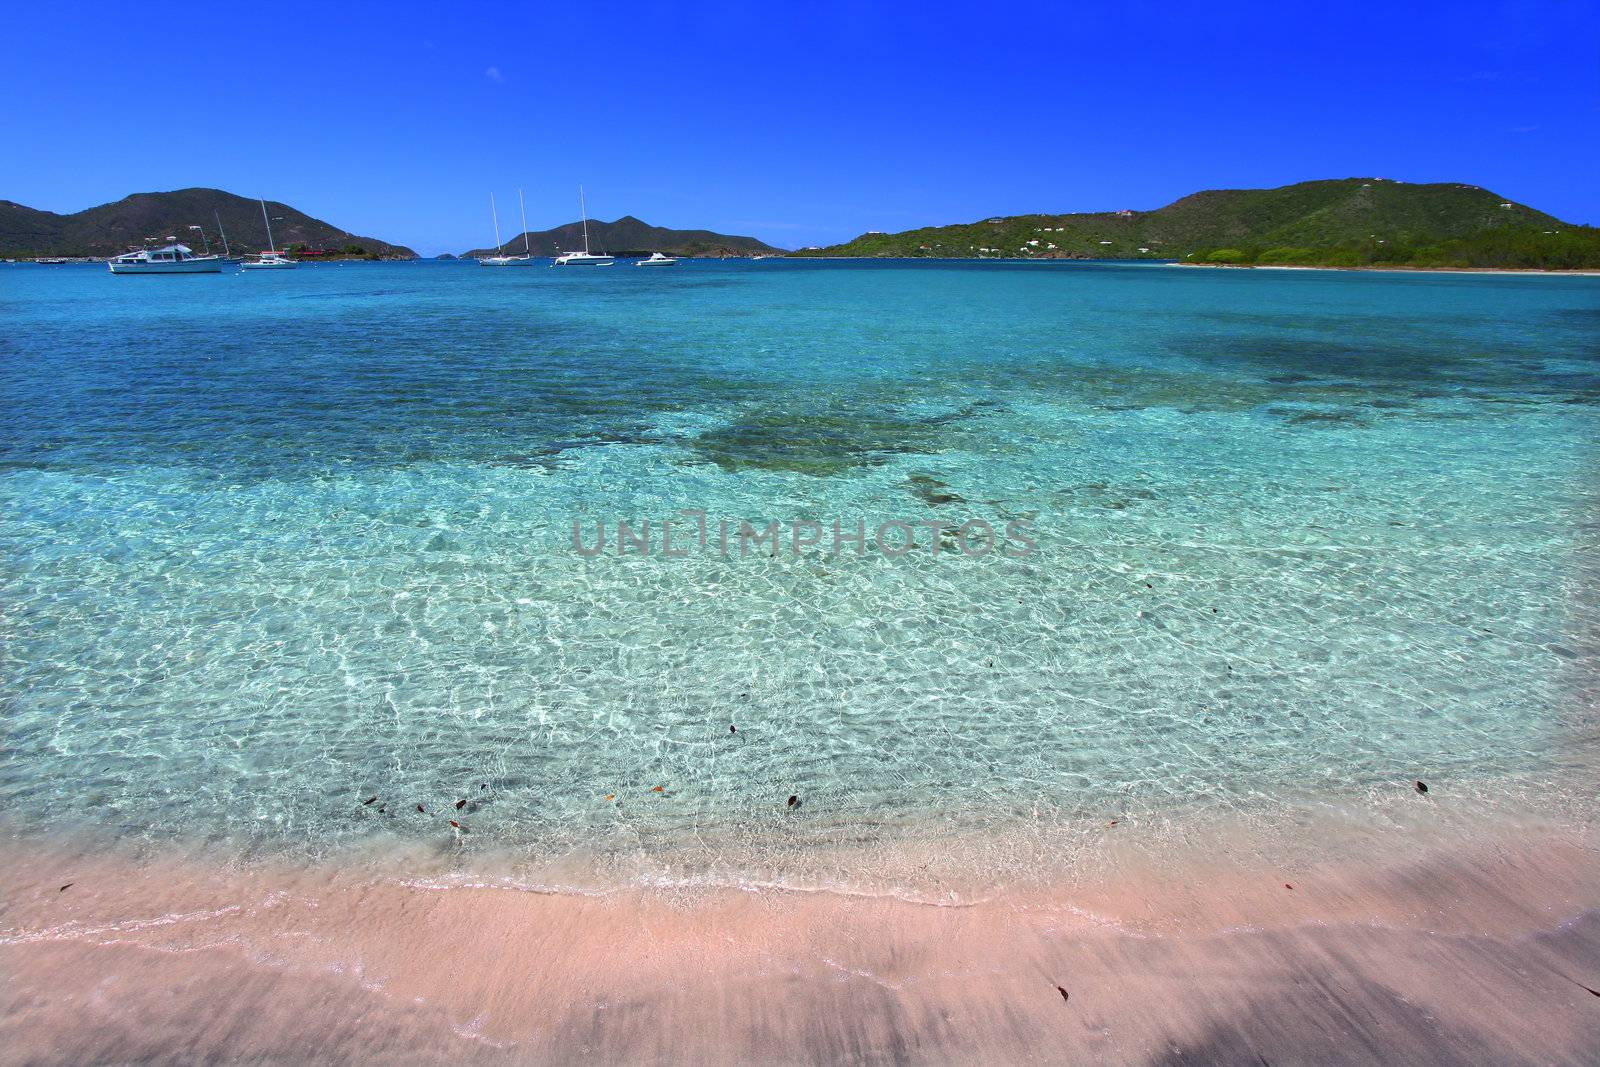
1173, 262, 1600, 277
783, 255, 1600, 275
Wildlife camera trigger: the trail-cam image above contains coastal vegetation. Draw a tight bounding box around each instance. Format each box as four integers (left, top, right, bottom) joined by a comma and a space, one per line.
1193, 225, 1600, 270
793, 178, 1600, 270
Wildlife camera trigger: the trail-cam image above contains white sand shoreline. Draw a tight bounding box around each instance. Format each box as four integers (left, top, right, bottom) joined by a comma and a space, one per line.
4, 820, 1598, 1065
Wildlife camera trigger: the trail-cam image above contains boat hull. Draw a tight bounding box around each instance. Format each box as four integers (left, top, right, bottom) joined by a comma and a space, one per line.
478, 257, 537, 266
108, 259, 223, 274
552, 256, 615, 267
240, 261, 296, 270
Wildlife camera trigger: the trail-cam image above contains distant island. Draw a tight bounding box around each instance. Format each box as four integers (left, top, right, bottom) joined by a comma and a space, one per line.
463, 215, 781, 259
10, 179, 1595, 270
791, 178, 1600, 270
0, 188, 416, 260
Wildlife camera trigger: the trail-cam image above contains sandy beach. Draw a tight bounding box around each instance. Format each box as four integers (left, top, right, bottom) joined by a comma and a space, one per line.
4, 820, 1598, 1066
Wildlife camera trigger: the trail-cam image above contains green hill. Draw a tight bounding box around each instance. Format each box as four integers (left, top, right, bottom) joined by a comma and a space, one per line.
0, 188, 416, 259
464, 215, 781, 258
792, 178, 1600, 270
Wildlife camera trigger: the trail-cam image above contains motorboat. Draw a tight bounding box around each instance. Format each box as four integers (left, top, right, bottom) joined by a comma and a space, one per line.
635, 252, 677, 266
552, 186, 614, 266
108, 244, 223, 274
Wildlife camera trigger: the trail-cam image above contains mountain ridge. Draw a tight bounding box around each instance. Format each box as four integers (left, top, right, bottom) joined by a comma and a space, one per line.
463, 215, 781, 258
791, 178, 1599, 269
0, 188, 416, 259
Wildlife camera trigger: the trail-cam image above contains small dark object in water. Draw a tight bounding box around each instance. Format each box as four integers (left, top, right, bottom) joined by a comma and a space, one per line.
1145, 582, 1152, 589
1108, 819, 1118, 827
455, 799, 466, 810
378, 807, 385, 814
1415, 780, 1429, 794
362, 796, 378, 806
1211, 608, 1217, 613
449, 820, 461, 829
1285, 883, 1294, 890
416, 804, 425, 813
59, 883, 72, 892
480, 783, 487, 790
1056, 985, 1069, 1003
730, 725, 737, 734
787, 795, 799, 808
651, 785, 665, 793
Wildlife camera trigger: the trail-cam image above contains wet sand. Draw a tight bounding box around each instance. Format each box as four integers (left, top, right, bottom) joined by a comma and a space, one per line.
4, 828, 1598, 1066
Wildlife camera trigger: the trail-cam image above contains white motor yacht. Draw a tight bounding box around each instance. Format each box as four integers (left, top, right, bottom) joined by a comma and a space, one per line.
635, 252, 677, 266
108, 244, 223, 274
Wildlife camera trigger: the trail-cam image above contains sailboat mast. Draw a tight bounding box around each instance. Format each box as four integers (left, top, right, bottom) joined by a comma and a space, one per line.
259, 199, 276, 254
579, 185, 590, 255
519, 188, 531, 254
491, 192, 502, 252
215, 210, 231, 257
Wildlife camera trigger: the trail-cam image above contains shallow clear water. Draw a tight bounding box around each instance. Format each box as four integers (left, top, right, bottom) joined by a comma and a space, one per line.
2, 259, 1597, 887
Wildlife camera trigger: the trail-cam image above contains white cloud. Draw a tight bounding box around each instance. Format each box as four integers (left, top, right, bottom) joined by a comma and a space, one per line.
484, 66, 504, 82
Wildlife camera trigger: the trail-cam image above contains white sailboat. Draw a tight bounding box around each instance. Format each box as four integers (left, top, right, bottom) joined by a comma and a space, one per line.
552, 186, 614, 266
214, 209, 240, 262
479, 190, 535, 265
241, 199, 296, 269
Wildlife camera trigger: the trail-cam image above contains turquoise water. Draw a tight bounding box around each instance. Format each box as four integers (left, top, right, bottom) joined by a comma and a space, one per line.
2, 260, 1597, 885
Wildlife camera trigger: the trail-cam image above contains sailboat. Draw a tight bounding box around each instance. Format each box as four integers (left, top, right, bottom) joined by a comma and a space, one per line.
478, 190, 535, 265
241, 199, 296, 269
215, 209, 242, 263
552, 186, 614, 266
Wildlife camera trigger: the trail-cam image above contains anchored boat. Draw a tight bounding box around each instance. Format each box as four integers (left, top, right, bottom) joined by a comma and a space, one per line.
479, 189, 536, 266
241, 199, 297, 269
108, 244, 223, 274
552, 186, 614, 266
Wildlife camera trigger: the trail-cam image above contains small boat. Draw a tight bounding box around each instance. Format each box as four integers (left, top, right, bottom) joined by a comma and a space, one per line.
635, 252, 677, 267
37, 257, 70, 265
552, 186, 614, 266
479, 189, 535, 266
214, 209, 242, 262
241, 251, 296, 269
241, 199, 297, 269
108, 244, 223, 274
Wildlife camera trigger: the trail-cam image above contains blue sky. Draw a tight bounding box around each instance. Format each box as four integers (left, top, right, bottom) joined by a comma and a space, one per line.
3, 1, 1596, 254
